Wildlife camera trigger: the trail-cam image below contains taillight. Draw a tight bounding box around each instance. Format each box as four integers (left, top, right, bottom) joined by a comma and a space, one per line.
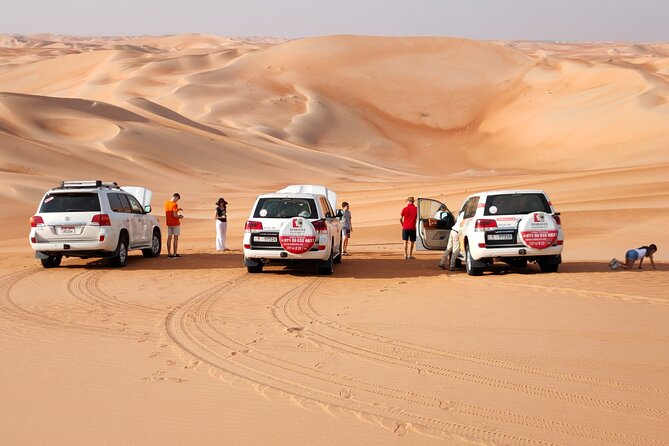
91, 214, 111, 226
312, 220, 328, 234
245, 221, 263, 232
474, 219, 498, 231
30, 216, 45, 227
553, 214, 561, 225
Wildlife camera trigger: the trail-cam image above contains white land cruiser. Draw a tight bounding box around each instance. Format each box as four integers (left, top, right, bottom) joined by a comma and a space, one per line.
243, 185, 343, 275
29, 180, 162, 268
417, 190, 564, 275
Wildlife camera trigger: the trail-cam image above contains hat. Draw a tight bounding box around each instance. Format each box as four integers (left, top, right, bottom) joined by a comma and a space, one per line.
407, 196, 415, 203
217, 197, 228, 205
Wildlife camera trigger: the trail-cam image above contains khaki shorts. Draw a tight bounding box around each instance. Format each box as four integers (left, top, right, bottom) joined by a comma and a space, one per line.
167, 225, 181, 236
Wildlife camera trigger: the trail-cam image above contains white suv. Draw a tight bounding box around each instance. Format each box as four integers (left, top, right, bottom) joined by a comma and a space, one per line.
243, 185, 343, 275
417, 190, 564, 275
29, 180, 162, 268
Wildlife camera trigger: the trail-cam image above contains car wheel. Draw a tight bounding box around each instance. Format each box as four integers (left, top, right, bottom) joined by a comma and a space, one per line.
465, 244, 483, 276
142, 229, 162, 258
333, 237, 342, 264
538, 259, 559, 273
247, 265, 263, 273
318, 248, 334, 275
40, 255, 62, 268
109, 234, 129, 268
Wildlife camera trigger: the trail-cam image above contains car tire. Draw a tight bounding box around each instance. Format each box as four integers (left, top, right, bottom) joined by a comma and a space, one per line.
247, 265, 263, 273
318, 248, 334, 275
465, 243, 483, 276
538, 259, 559, 273
40, 255, 62, 268
333, 237, 342, 264
109, 233, 129, 268
142, 229, 162, 258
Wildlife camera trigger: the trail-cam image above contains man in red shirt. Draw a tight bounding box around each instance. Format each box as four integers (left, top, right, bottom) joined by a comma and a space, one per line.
164, 193, 183, 257
400, 196, 418, 259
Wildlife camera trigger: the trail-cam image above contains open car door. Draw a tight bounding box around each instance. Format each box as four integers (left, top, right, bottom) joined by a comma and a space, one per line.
416, 198, 454, 250
121, 187, 153, 213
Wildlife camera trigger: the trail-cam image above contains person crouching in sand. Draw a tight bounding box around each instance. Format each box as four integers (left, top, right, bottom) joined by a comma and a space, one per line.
610, 244, 657, 270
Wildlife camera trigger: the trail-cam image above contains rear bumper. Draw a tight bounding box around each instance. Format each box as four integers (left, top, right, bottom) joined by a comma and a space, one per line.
468, 239, 563, 261
244, 248, 330, 262
30, 239, 117, 257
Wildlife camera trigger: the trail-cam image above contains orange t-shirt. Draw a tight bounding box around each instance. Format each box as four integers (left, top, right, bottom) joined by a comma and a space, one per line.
164, 200, 180, 226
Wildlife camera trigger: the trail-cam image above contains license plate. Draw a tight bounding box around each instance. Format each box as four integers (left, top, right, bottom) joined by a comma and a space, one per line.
254, 236, 277, 243
488, 233, 513, 240
60, 226, 75, 235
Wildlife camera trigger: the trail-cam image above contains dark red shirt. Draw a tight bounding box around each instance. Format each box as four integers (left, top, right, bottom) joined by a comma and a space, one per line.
401, 203, 417, 230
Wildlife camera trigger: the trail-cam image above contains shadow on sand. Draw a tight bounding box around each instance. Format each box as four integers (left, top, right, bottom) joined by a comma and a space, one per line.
59, 251, 661, 278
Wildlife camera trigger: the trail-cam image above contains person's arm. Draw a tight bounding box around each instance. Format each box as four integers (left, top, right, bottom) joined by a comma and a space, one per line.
639, 257, 645, 269
214, 209, 219, 219
650, 254, 656, 270
400, 208, 405, 226
172, 204, 183, 219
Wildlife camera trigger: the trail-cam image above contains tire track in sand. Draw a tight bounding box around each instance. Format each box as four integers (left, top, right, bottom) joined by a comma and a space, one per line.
271, 277, 668, 444
165, 275, 562, 446
0, 268, 149, 339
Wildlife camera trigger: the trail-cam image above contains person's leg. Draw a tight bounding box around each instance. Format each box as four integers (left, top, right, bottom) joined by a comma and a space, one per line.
215, 220, 223, 251
409, 241, 415, 258
450, 242, 461, 269
343, 233, 349, 253
403, 240, 408, 259
173, 235, 179, 256
439, 247, 451, 267
221, 222, 227, 250
166, 233, 173, 256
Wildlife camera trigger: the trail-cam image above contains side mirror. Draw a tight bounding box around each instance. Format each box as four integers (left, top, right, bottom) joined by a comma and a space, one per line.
144, 205, 152, 213
335, 209, 343, 218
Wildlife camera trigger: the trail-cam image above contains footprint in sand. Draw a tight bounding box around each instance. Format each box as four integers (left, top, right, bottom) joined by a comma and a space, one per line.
184, 360, 200, 370
166, 360, 177, 366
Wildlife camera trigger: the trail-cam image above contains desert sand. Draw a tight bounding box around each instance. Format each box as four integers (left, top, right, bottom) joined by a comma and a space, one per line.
1, 34, 668, 445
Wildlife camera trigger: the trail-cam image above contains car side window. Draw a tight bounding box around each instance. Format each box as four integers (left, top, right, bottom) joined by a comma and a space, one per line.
126, 195, 143, 214
320, 197, 333, 218
107, 193, 124, 213
463, 196, 479, 219
116, 193, 132, 213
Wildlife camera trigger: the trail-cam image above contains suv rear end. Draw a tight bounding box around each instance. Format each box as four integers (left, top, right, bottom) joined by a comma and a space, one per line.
29, 180, 161, 268
243, 187, 342, 275
459, 190, 564, 275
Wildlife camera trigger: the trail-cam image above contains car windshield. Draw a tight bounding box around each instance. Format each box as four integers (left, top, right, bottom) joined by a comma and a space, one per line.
254, 198, 316, 219
484, 193, 551, 216
39, 193, 101, 213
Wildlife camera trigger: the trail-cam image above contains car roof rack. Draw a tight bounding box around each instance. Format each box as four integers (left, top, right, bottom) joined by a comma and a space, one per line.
59, 180, 120, 190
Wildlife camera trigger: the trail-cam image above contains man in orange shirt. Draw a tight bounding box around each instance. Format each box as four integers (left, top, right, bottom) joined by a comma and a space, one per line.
164, 193, 183, 257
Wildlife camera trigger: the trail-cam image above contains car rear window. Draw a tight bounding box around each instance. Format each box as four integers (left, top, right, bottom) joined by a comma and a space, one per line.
39, 193, 101, 213
254, 198, 317, 219
484, 193, 551, 216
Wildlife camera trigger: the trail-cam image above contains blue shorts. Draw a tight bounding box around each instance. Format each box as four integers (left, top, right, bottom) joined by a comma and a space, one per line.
402, 229, 417, 242
626, 249, 639, 260
342, 228, 351, 238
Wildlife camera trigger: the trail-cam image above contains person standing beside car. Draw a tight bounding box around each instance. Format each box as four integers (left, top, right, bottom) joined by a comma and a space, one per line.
215, 197, 228, 251
164, 193, 183, 257
400, 196, 418, 259
340, 201, 352, 255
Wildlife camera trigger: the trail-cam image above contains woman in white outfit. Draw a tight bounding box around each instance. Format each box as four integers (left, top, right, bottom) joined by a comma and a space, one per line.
215, 197, 228, 251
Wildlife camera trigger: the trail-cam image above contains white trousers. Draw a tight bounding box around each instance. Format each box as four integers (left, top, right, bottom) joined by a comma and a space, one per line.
215, 220, 227, 250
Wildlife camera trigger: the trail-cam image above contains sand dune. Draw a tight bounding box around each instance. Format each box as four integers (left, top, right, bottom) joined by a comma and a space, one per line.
0, 34, 668, 445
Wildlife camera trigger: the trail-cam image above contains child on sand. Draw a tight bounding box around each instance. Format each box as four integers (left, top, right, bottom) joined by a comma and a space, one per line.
609, 244, 657, 270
